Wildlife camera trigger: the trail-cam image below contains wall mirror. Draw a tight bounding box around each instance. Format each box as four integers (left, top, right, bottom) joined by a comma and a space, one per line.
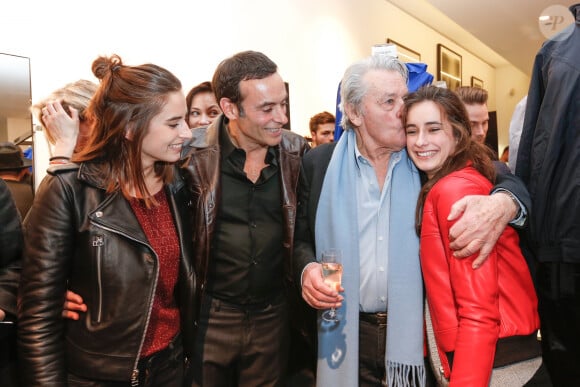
0, 53, 34, 192
0, 53, 32, 145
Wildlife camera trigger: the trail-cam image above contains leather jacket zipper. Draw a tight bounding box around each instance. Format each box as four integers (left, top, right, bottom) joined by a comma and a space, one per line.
90, 221, 160, 386
131, 259, 159, 387
91, 235, 104, 323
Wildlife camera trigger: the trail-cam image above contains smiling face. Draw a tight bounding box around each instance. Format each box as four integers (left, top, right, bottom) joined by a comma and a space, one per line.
222, 72, 288, 150
405, 100, 457, 179
140, 91, 191, 169
187, 91, 221, 128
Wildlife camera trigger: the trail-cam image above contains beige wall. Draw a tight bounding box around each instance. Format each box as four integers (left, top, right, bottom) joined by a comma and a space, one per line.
495, 65, 531, 153
0, 0, 531, 183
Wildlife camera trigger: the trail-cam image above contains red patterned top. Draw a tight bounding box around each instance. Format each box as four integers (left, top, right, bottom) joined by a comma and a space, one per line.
129, 189, 181, 357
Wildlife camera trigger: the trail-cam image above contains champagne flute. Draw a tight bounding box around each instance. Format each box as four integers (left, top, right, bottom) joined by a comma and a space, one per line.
321, 248, 343, 322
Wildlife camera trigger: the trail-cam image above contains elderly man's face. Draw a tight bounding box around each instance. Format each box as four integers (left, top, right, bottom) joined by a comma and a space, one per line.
349, 69, 408, 152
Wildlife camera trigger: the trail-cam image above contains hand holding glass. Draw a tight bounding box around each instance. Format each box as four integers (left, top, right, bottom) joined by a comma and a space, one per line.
321, 249, 343, 322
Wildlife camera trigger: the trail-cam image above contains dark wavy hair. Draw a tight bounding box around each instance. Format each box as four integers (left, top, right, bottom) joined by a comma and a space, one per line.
212, 51, 277, 113
402, 85, 496, 234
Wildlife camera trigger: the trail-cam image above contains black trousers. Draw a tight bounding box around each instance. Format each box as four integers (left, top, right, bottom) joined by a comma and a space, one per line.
0, 321, 19, 387
191, 294, 289, 387
536, 262, 580, 386
358, 315, 435, 387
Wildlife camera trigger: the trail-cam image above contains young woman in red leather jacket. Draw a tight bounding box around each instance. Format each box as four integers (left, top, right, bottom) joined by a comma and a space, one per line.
18, 55, 195, 386
403, 86, 541, 386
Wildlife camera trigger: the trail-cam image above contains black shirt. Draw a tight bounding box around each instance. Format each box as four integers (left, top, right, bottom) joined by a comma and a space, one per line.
207, 124, 284, 305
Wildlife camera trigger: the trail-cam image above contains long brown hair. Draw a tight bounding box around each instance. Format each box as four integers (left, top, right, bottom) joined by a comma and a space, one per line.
402, 86, 496, 234
74, 54, 182, 205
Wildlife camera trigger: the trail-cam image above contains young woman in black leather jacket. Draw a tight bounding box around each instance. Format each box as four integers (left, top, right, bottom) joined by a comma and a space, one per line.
18, 54, 195, 387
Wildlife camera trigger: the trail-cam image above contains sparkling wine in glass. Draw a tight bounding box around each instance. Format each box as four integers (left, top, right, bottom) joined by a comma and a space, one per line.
321, 248, 343, 322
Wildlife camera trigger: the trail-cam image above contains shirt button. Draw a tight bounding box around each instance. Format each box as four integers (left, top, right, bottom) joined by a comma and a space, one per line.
380, 296, 386, 302
378, 236, 384, 241
95, 211, 103, 218
379, 267, 385, 272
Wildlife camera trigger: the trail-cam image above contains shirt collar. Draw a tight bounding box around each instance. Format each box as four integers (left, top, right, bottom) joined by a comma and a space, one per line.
219, 120, 278, 166
353, 141, 404, 170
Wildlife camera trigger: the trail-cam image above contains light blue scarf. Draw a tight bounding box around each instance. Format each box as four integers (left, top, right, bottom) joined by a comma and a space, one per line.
315, 129, 425, 386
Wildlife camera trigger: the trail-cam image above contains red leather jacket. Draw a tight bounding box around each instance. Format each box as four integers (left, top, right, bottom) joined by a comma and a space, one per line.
421, 167, 539, 386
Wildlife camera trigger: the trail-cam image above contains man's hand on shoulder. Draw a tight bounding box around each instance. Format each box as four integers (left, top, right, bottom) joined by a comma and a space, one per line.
447, 192, 516, 268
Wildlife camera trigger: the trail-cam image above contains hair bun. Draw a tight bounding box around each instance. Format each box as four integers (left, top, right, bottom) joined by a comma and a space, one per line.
92, 54, 123, 80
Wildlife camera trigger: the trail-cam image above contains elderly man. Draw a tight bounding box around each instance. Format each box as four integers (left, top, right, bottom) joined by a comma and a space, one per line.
294, 55, 529, 386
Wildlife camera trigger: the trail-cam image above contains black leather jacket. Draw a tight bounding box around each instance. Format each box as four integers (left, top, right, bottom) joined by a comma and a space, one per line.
17, 162, 196, 385
179, 115, 309, 325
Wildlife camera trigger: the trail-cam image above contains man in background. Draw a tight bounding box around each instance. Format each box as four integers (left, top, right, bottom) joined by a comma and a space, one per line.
456, 86, 511, 173
308, 111, 335, 147
455, 86, 490, 144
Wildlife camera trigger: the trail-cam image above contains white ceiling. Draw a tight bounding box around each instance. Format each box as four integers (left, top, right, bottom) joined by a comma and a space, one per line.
390, 0, 577, 76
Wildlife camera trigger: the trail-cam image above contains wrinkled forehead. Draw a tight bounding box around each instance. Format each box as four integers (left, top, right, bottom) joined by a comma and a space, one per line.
364, 70, 408, 100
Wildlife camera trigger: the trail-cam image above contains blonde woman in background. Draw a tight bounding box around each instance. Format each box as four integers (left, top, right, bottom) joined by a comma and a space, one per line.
31, 79, 97, 165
